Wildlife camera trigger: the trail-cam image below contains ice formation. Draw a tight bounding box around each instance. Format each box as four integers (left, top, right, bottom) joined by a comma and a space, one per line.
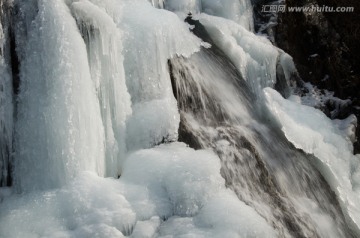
71, 0, 132, 176
0, 0, 359, 237
0, 143, 276, 238
13, 0, 106, 191
151, 0, 254, 31
119, 0, 202, 151
195, 13, 296, 96
264, 88, 360, 236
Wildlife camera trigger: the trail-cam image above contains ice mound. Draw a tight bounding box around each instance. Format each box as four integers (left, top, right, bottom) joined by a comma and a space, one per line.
0, 143, 276, 238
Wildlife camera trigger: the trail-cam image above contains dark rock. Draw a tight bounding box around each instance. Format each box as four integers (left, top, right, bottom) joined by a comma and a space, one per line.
275, 0, 360, 153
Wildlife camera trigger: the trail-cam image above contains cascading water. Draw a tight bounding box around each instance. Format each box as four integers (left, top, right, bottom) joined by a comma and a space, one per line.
0, 0, 359, 237
167, 23, 352, 237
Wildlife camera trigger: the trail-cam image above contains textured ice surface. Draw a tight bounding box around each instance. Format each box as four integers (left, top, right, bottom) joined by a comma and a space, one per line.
14, 0, 105, 191
119, 1, 202, 151
163, 0, 202, 13
201, 0, 254, 31
151, 0, 254, 31
196, 13, 296, 96
12, 0, 202, 190
71, 0, 132, 177
264, 88, 360, 236
0, 143, 276, 238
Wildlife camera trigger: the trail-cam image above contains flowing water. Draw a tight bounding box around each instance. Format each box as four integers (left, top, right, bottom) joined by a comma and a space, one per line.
168, 41, 352, 237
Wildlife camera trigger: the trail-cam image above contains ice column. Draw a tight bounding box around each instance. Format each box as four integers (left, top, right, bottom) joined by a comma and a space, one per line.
120, 2, 202, 150
71, 0, 132, 177
14, 0, 105, 191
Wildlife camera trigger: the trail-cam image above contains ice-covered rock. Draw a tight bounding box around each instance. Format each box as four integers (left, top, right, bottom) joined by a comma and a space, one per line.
195, 14, 296, 96
264, 87, 360, 236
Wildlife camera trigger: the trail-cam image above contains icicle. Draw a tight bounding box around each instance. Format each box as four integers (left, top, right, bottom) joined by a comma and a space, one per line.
71, 0, 132, 177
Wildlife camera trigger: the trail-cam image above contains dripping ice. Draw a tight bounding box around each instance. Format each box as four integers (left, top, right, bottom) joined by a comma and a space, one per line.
0, 0, 359, 238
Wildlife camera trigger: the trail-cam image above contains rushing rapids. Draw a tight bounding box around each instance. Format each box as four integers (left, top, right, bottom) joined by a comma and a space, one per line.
0, 0, 359, 237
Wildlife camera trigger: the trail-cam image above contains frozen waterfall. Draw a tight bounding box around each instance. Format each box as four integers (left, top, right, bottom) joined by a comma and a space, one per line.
0, 0, 359, 237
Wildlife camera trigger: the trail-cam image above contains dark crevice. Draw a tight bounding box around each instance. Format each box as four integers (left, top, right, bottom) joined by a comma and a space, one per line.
0, 1, 15, 187
168, 59, 177, 100
9, 27, 19, 96
8, 5, 16, 187
6, 146, 12, 187
177, 115, 202, 150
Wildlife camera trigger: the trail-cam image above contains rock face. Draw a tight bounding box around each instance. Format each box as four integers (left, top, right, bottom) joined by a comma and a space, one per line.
274, 0, 360, 153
